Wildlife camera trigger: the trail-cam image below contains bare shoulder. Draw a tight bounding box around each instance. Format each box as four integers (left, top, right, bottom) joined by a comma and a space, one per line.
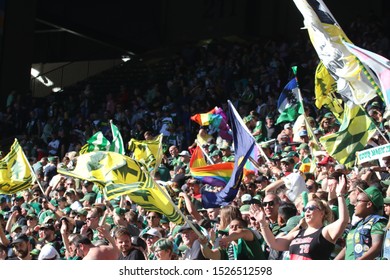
83, 246, 119, 260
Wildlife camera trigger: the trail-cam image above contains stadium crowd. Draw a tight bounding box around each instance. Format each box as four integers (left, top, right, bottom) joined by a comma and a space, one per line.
1, 11, 390, 261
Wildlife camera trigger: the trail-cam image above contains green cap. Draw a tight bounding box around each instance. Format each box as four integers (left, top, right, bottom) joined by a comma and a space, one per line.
77, 209, 88, 216
384, 197, 390, 204
298, 143, 309, 151
79, 193, 96, 204
243, 115, 253, 123
283, 146, 293, 152
210, 149, 222, 157
50, 199, 58, 207
30, 248, 41, 256
281, 215, 302, 233
208, 144, 217, 152
324, 112, 333, 118
239, 204, 250, 214
11, 223, 22, 232
363, 186, 384, 210
114, 207, 129, 216
287, 151, 299, 158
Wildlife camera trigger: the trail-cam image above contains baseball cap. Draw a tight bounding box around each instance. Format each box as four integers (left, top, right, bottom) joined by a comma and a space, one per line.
178, 150, 190, 157
79, 193, 96, 204
384, 197, 390, 204
239, 204, 250, 214
77, 209, 88, 216
298, 130, 308, 137
317, 156, 334, 166
142, 228, 162, 239
241, 194, 252, 204
210, 150, 222, 157
298, 143, 309, 151
38, 244, 61, 260
363, 186, 384, 210
281, 216, 302, 233
281, 157, 294, 165
178, 221, 201, 233
40, 223, 55, 231
11, 234, 29, 246
284, 123, 292, 129
114, 207, 129, 216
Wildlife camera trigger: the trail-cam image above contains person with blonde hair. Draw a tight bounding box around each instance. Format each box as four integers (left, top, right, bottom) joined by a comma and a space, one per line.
251, 175, 349, 260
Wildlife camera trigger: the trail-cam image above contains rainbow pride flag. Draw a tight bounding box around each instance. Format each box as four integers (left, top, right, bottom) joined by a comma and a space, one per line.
189, 146, 207, 168
191, 106, 232, 141
190, 162, 234, 187
190, 146, 233, 187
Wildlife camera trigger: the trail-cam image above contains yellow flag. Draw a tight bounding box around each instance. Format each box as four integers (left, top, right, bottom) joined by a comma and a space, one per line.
0, 139, 33, 194
58, 151, 182, 224
128, 134, 163, 171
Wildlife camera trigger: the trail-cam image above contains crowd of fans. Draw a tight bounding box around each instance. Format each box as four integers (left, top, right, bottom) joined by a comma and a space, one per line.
1, 13, 390, 260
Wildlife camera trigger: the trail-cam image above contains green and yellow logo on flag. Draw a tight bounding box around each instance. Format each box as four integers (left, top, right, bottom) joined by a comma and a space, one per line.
58, 151, 182, 224
0, 139, 33, 194
128, 134, 163, 171
319, 105, 376, 168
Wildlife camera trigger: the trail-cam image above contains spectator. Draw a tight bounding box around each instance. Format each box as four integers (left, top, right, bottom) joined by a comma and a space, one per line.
251, 174, 348, 260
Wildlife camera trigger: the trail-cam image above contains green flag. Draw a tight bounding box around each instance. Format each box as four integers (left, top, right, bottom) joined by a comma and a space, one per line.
109, 121, 125, 155
276, 78, 304, 124
79, 132, 110, 155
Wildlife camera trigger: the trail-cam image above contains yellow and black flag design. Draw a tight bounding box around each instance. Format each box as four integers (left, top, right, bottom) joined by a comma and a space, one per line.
0, 139, 33, 194
58, 151, 182, 224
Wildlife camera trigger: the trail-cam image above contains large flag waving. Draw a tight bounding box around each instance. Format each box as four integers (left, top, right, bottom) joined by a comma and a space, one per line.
314, 62, 344, 119
0, 139, 33, 194
189, 145, 234, 188
191, 106, 232, 141
80, 120, 125, 155
79, 132, 111, 154
293, 0, 381, 105
276, 78, 304, 124
58, 151, 182, 224
201, 100, 255, 208
319, 104, 376, 168
128, 134, 163, 172
343, 41, 390, 108
109, 121, 125, 155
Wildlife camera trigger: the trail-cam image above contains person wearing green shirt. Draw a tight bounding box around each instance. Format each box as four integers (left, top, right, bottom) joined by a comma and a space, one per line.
220, 145, 235, 162
341, 187, 387, 260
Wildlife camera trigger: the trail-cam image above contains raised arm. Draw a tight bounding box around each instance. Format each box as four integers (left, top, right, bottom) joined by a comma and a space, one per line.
250, 204, 295, 251
198, 235, 221, 260
178, 192, 203, 222
322, 175, 349, 243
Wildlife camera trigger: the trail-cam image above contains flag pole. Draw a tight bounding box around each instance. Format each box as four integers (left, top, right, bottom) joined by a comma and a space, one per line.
141, 166, 204, 238
17, 139, 48, 199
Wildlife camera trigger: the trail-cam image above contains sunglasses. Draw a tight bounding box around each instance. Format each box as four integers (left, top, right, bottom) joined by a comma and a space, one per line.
145, 235, 157, 239
303, 205, 320, 212
86, 216, 97, 221
147, 216, 158, 220
262, 201, 275, 207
